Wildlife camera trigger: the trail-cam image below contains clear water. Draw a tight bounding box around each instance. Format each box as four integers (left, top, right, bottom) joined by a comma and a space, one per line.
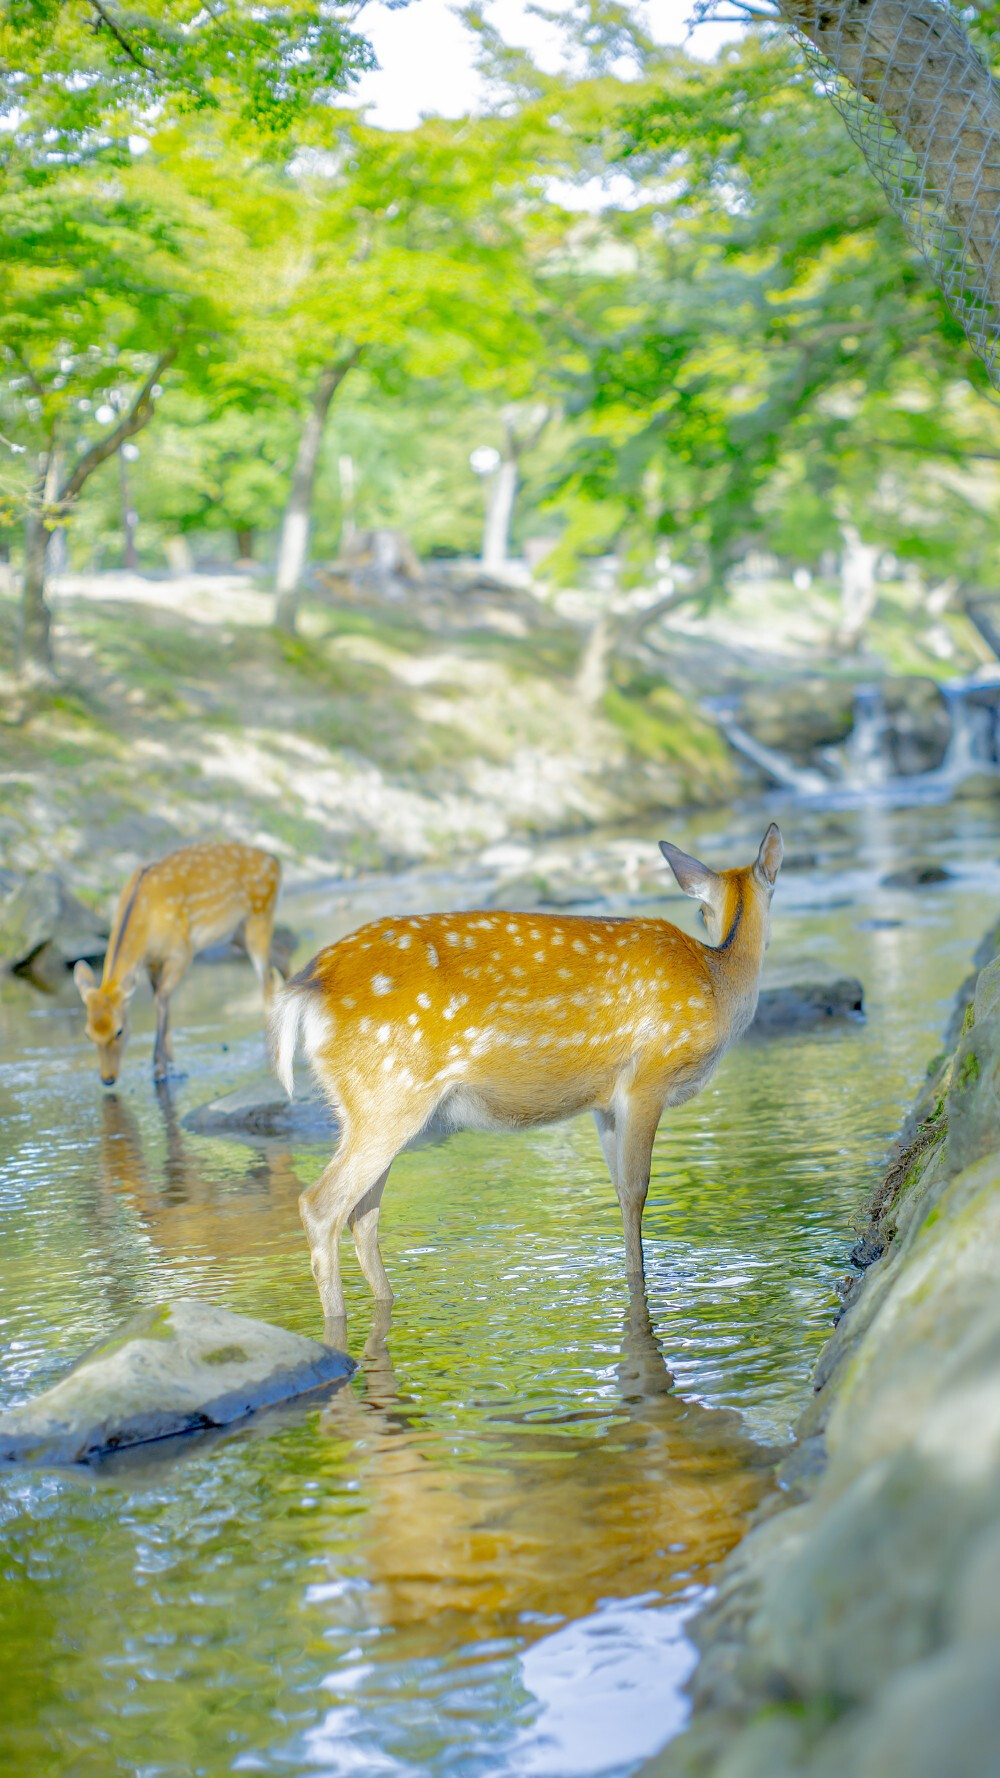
1, 794, 997, 1777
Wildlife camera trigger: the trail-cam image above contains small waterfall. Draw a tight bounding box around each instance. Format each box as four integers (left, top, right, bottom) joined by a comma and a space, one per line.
842, 685, 893, 788
937, 682, 998, 781
711, 709, 830, 796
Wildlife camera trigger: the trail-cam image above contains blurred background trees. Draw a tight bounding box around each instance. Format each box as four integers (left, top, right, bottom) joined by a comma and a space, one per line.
4, 0, 1000, 673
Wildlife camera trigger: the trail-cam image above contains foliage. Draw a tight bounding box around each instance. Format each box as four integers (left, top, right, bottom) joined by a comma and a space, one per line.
536, 27, 1000, 589
1, 0, 375, 136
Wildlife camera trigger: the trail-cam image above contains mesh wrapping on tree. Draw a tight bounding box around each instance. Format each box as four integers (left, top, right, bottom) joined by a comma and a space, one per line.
711, 0, 1000, 383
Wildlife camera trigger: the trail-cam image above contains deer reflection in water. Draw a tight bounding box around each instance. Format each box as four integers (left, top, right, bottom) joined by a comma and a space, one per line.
311, 1291, 778, 1642
96, 1087, 303, 1274
94, 1095, 775, 1642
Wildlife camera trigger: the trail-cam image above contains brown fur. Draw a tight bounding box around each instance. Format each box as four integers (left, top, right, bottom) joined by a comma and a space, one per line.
75, 841, 282, 1084
271, 826, 783, 1326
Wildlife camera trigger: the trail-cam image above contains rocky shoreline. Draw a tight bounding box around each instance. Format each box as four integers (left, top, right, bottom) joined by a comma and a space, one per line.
642, 916, 1000, 1778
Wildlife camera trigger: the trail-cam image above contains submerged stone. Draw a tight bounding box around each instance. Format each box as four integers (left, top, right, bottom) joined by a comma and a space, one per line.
753, 974, 865, 1033
184, 1081, 336, 1144
0, 1300, 353, 1466
881, 862, 953, 889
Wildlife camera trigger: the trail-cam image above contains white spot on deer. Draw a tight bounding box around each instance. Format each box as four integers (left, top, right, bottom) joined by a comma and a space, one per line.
443, 993, 469, 1020
534, 950, 546, 961
427, 944, 439, 967
417, 992, 431, 1010
446, 932, 461, 946
377, 1023, 393, 1044
397, 934, 412, 950
407, 1012, 419, 1027
372, 974, 393, 996
557, 967, 572, 980
463, 935, 476, 949
359, 1017, 372, 1034
506, 921, 519, 934
572, 939, 587, 954
341, 996, 356, 1009
381, 1054, 395, 1073
688, 995, 705, 1009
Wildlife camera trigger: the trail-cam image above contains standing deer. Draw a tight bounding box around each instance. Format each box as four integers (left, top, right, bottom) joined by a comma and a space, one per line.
75, 841, 282, 1085
270, 825, 783, 1325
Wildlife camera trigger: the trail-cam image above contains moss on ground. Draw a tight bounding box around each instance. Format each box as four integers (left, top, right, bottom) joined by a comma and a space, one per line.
1, 580, 739, 897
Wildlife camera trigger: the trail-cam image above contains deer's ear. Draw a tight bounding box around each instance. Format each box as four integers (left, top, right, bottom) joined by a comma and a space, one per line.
119, 970, 139, 1002
73, 960, 96, 1000
754, 822, 784, 889
659, 841, 725, 909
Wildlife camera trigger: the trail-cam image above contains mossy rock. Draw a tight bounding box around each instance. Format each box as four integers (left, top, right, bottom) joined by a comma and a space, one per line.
0, 1300, 353, 1465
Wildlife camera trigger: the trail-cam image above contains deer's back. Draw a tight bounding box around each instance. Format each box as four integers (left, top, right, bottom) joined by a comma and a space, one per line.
127, 843, 280, 959
298, 908, 720, 1117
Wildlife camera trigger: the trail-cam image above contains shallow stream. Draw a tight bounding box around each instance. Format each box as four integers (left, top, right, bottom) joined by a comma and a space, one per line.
1, 793, 997, 1776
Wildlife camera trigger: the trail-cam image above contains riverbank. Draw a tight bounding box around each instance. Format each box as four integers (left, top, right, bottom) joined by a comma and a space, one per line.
643, 914, 1000, 1778
0, 570, 737, 907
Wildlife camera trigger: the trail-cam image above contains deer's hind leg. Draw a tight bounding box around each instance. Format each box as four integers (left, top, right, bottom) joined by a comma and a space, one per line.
243, 908, 280, 1004
148, 950, 191, 1082
299, 1086, 436, 1327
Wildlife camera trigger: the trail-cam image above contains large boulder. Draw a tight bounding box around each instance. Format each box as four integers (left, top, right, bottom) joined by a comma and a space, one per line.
0, 871, 108, 976
736, 678, 856, 763
0, 1300, 353, 1465
882, 676, 950, 775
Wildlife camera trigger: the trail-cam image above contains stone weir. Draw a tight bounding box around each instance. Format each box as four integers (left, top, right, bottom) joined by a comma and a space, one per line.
643, 917, 1000, 1778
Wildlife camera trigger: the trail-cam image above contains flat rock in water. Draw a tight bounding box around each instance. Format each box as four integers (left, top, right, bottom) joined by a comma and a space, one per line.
184, 1081, 336, 1144
0, 1300, 353, 1466
881, 862, 953, 889
753, 970, 865, 1033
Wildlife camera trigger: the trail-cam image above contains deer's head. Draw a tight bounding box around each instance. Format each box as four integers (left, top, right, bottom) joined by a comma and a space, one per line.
74, 962, 137, 1086
659, 823, 784, 950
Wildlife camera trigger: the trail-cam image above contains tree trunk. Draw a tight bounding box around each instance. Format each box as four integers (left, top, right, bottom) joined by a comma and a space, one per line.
338, 453, 356, 547
780, 0, 1000, 316
19, 503, 53, 677
837, 522, 880, 651
235, 528, 255, 562
480, 403, 551, 577
17, 451, 61, 680
119, 447, 139, 571
274, 350, 360, 633
481, 457, 519, 575
15, 350, 175, 681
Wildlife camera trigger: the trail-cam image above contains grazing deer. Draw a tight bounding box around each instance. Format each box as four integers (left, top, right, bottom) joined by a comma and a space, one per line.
75, 841, 282, 1086
270, 825, 783, 1325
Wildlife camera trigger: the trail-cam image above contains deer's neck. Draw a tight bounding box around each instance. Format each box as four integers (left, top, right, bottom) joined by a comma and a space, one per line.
103, 868, 151, 988
702, 883, 767, 1041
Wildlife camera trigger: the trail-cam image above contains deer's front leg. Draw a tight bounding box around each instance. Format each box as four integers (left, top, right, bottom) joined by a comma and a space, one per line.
149, 953, 189, 1082
614, 1094, 662, 1281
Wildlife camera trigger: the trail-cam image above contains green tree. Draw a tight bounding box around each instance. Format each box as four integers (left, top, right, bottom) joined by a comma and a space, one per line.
531, 28, 1000, 623
0, 0, 377, 675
